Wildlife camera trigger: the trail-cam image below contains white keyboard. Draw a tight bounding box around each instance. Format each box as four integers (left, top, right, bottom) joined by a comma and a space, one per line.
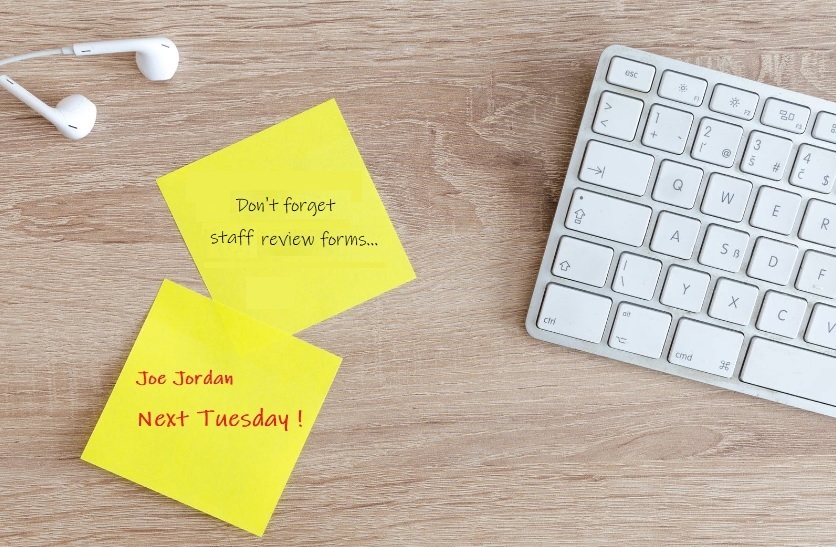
526, 45, 836, 418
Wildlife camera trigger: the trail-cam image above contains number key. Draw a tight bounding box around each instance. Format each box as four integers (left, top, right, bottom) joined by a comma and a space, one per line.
740, 130, 793, 180
691, 117, 743, 167
790, 144, 836, 194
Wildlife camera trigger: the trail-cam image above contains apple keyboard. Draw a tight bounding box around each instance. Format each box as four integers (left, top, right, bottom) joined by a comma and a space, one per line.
526, 45, 836, 418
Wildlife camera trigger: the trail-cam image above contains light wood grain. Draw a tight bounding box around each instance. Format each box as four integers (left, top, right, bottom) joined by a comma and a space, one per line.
3, 1, 836, 544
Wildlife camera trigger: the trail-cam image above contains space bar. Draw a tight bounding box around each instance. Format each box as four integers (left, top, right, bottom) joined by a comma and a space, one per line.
741, 338, 836, 406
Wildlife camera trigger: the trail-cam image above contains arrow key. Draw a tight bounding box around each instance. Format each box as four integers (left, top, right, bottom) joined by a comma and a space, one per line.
552, 236, 614, 287
593, 91, 644, 141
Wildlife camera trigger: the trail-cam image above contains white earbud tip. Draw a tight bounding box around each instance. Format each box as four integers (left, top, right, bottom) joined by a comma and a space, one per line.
55, 94, 97, 139
136, 39, 179, 81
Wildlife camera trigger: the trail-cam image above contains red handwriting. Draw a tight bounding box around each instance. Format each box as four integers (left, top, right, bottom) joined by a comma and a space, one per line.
136, 370, 233, 386
138, 411, 189, 427
197, 408, 290, 430
137, 408, 303, 429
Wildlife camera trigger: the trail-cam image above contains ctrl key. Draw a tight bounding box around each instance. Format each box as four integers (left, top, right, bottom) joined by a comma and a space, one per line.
668, 318, 744, 378
537, 284, 612, 343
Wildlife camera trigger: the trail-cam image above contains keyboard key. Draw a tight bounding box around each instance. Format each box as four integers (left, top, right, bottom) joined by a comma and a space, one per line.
747, 237, 798, 285
812, 111, 836, 144
700, 173, 752, 222
761, 98, 810, 134
789, 144, 836, 194
709, 84, 758, 120
657, 70, 707, 106
748, 186, 801, 235
799, 199, 836, 247
740, 131, 793, 181
537, 284, 612, 343
668, 319, 743, 378
650, 211, 701, 259
552, 237, 613, 287
642, 104, 693, 154
611, 253, 662, 300
796, 250, 836, 298
660, 265, 710, 312
652, 160, 703, 209
708, 278, 759, 325
805, 303, 836, 349
756, 290, 807, 338
606, 56, 655, 92
691, 117, 743, 168
609, 303, 672, 358
579, 140, 654, 195
593, 91, 644, 141
741, 338, 836, 406
565, 189, 651, 246
698, 224, 750, 273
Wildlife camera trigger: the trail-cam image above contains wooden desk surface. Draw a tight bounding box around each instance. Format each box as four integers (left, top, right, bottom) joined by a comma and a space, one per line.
4, 1, 836, 544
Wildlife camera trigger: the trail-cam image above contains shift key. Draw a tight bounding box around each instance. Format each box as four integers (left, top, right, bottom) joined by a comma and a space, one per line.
565, 189, 652, 246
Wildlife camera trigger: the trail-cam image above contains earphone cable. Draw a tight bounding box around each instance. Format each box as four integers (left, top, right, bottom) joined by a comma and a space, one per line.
0, 48, 72, 67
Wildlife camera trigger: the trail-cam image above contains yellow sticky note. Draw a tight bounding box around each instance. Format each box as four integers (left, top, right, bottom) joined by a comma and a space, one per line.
157, 99, 415, 334
81, 280, 341, 536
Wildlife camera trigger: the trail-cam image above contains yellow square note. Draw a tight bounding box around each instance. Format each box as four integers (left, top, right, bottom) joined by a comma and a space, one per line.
157, 99, 415, 334
81, 280, 341, 536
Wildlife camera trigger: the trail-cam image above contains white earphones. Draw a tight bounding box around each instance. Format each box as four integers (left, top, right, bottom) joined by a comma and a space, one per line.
0, 37, 179, 139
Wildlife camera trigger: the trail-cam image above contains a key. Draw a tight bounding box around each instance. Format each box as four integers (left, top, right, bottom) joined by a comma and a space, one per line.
660, 265, 710, 312
761, 98, 810, 134
740, 131, 793, 181
536, 283, 612, 343
578, 140, 654, 196
564, 189, 651, 246
799, 199, 836, 247
642, 104, 693, 154
708, 278, 759, 326
606, 56, 655, 92
756, 290, 807, 338
593, 91, 644, 141
691, 117, 743, 168
747, 237, 798, 285
651, 160, 703, 209
611, 253, 662, 300
789, 144, 836, 194
741, 338, 836, 406
668, 319, 743, 378
805, 304, 836, 350
812, 111, 836, 145
700, 173, 752, 222
608, 303, 672, 358
709, 84, 758, 120
657, 70, 707, 106
650, 211, 701, 259
698, 224, 750, 273
552, 237, 614, 287
796, 250, 836, 298
748, 186, 801, 235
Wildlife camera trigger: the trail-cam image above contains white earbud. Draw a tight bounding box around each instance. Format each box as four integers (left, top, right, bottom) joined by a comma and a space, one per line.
71, 37, 179, 81
0, 76, 96, 139
0, 36, 179, 139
